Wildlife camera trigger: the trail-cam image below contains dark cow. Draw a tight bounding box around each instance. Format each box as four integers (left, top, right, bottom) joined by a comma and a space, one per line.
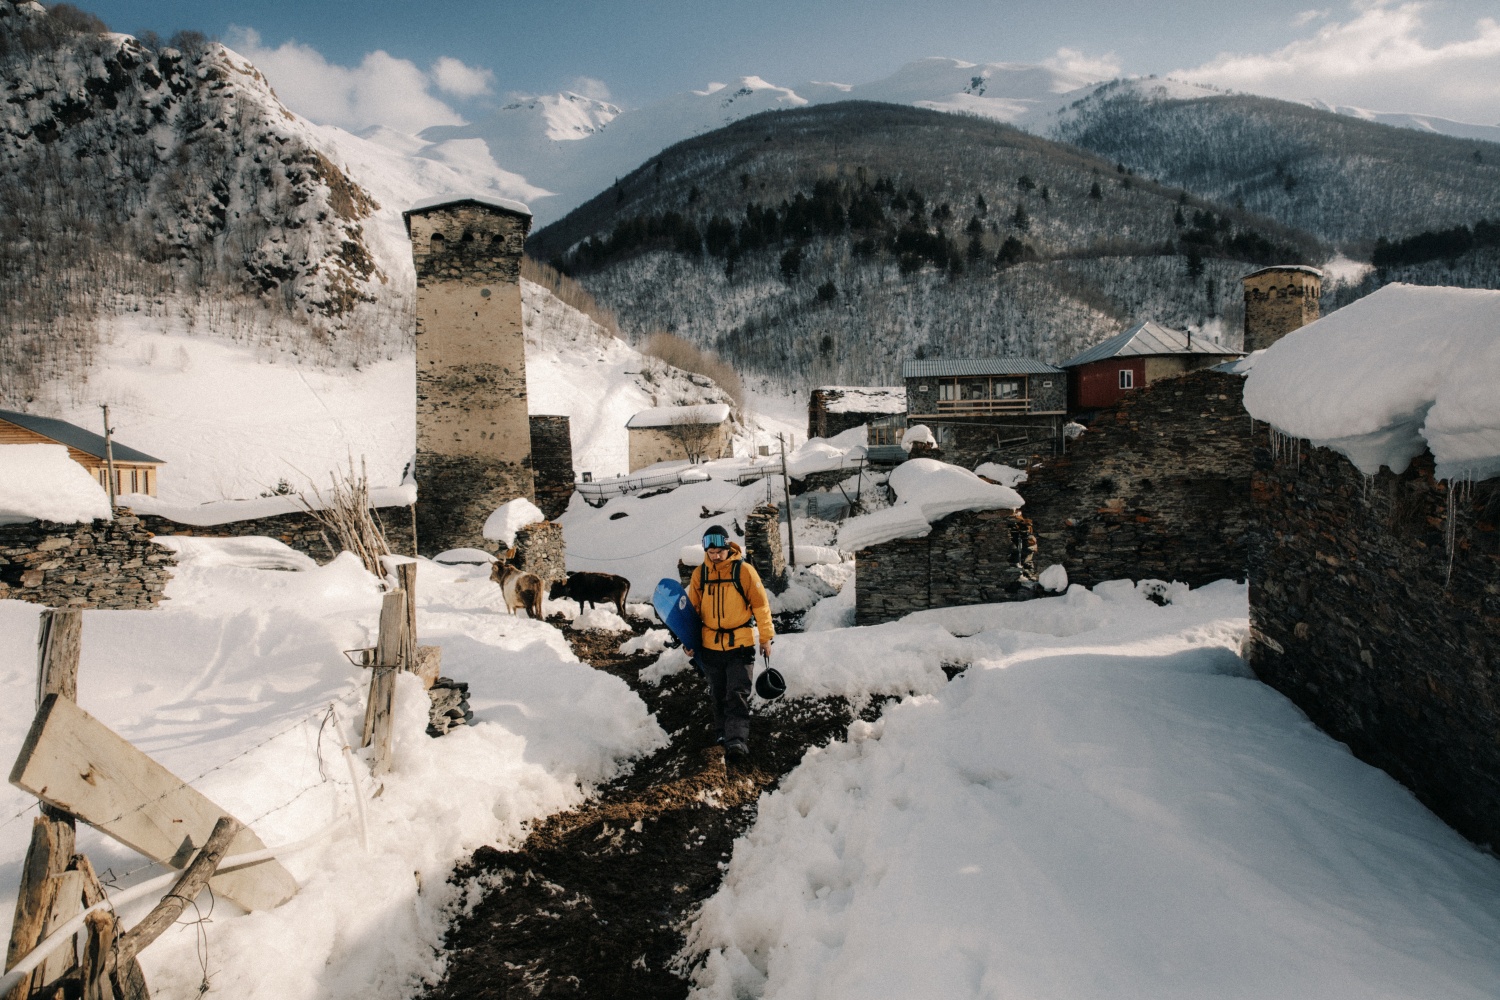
549, 571, 631, 618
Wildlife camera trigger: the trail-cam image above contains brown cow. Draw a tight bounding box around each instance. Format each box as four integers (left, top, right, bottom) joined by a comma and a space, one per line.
491, 549, 544, 620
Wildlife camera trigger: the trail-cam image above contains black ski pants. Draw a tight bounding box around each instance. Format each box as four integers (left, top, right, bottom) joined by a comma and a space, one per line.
698, 645, 755, 743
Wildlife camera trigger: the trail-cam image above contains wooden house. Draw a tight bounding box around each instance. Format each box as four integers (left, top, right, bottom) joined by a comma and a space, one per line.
0, 409, 164, 497
902, 358, 1067, 467
1060, 321, 1242, 411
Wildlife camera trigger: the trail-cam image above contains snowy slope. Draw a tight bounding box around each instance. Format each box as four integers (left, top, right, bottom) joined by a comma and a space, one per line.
0, 546, 665, 998
686, 580, 1500, 998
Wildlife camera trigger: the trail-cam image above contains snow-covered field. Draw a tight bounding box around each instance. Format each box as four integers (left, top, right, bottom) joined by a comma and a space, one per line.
687, 581, 1500, 999
0, 544, 665, 999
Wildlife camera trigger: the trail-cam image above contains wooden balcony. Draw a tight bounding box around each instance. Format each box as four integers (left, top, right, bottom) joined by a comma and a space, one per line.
934, 398, 1031, 415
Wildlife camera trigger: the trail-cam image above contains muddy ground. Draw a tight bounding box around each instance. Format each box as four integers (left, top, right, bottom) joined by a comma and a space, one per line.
419, 614, 879, 999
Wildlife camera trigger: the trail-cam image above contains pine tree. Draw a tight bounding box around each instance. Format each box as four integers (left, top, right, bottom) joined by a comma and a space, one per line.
1089, 181, 1103, 201
1013, 203, 1031, 233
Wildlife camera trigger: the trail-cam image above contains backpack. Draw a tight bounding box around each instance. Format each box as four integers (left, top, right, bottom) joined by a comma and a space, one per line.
697, 559, 754, 648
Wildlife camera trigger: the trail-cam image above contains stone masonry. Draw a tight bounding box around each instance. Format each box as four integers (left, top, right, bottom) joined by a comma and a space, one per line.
0, 511, 174, 609
1242, 265, 1322, 353
1248, 439, 1500, 847
405, 198, 534, 554
137, 507, 417, 565
1020, 369, 1253, 588
855, 507, 1037, 625
512, 521, 566, 591
744, 503, 787, 594
529, 415, 576, 520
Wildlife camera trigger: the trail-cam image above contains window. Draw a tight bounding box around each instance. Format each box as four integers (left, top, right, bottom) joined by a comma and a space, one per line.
961, 378, 988, 400
993, 379, 1022, 400
1119, 369, 1135, 389
938, 381, 957, 401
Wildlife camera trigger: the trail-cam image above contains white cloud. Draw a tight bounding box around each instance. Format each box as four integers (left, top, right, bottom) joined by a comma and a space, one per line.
566, 76, 613, 101
1180, 3, 1500, 124
224, 27, 466, 134
1043, 48, 1122, 82
431, 56, 494, 97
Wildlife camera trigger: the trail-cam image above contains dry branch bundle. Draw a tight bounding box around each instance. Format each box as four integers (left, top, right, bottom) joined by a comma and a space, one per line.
300, 457, 391, 577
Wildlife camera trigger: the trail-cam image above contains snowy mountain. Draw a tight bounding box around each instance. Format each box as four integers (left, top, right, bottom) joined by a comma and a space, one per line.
1301, 99, 1500, 145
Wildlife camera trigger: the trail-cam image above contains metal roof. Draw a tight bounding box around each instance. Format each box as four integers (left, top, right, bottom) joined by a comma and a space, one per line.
1060, 321, 1242, 368
1243, 264, 1323, 280
901, 358, 1062, 378
0, 409, 165, 464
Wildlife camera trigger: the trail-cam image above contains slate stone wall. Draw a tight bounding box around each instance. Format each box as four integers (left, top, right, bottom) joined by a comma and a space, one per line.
0, 511, 174, 609
744, 504, 787, 594
513, 521, 566, 590
1248, 439, 1500, 846
854, 507, 1037, 625
1019, 369, 1252, 588
529, 415, 576, 520
138, 506, 417, 564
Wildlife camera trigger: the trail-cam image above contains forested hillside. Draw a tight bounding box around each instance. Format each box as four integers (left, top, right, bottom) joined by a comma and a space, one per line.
1052, 84, 1500, 252
530, 102, 1325, 390
0, 2, 397, 404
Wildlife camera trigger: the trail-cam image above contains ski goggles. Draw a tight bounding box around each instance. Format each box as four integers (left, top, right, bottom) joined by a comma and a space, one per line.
702, 532, 729, 549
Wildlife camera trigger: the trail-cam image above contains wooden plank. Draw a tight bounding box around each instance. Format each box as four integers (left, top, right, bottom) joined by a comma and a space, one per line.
365, 590, 407, 776
36, 611, 81, 707
112, 817, 238, 973
9, 696, 297, 912
397, 563, 418, 659
4, 817, 73, 1000
36, 870, 82, 989
72, 856, 147, 1000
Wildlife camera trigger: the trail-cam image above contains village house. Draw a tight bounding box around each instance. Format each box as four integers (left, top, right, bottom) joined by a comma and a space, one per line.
625, 403, 733, 471
0, 408, 164, 497
902, 357, 1067, 468
1060, 320, 1242, 412
807, 386, 907, 443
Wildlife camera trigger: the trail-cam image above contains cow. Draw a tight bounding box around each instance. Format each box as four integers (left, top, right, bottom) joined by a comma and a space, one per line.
491, 549, 544, 620
548, 571, 631, 619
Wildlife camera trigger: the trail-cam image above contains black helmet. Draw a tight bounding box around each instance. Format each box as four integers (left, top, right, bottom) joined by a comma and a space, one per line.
702, 524, 731, 549
755, 666, 786, 701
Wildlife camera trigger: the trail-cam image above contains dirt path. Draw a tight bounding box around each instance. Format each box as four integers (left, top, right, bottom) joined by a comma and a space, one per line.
419, 615, 872, 999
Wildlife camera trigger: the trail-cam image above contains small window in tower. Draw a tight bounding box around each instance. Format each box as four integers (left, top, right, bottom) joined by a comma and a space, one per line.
429, 233, 445, 252
1119, 369, 1134, 389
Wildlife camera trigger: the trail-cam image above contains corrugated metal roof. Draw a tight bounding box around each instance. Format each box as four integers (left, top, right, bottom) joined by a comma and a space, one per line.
901, 358, 1062, 378
0, 409, 165, 464
1060, 321, 1241, 368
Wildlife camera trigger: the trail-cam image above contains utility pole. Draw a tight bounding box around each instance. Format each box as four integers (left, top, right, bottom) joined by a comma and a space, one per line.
100, 405, 117, 508
778, 433, 796, 569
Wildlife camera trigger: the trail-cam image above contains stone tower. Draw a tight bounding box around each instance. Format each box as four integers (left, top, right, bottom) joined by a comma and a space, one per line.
1242, 265, 1323, 352
403, 196, 534, 554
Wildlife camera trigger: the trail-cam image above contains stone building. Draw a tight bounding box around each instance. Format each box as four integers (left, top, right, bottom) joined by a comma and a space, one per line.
807, 386, 907, 441
625, 403, 733, 471
0, 408, 164, 498
1242, 265, 1322, 352
1019, 369, 1253, 588
1060, 321, 1241, 412
903, 358, 1067, 468
528, 415, 575, 519
403, 195, 534, 554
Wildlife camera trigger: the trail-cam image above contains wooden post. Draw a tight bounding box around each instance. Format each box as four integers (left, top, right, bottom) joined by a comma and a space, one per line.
397, 562, 418, 668
100, 406, 117, 509
6, 610, 82, 1000
779, 434, 797, 569
362, 590, 406, 775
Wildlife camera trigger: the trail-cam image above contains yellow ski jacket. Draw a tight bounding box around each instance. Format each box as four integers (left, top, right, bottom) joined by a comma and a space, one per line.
687, 543, 774, 652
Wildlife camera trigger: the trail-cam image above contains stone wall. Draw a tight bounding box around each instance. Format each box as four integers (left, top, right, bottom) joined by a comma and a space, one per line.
743, 504, 787, 594
513, 521, 565, 590
1248, 440, 1500, 846
529, 415, 575, 519
1242, 267, 1321, 352
0, 511, 174, 609
138, 506, 417, 565
854, 507, 1037, 625
1020, 369, 1252, 588
407, 200, 535, 553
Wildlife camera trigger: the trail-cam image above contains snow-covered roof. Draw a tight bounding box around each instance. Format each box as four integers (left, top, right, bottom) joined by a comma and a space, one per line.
902, 358, 1062, 378
0, 409, 164, 464
812, 386, 907, 414
1244, 264, 1324, 280
0, 444, 113, 525
403, 194, 532, 219
1061, 321, 1240, 368
124, 484, 417, 526
483, 497, 546, 547
1243, 284, 1500, 481
626, 403, 732, 429
837, 458, 1023, 551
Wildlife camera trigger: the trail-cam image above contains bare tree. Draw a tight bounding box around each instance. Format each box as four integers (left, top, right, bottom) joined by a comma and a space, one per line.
665, 409, 721, 464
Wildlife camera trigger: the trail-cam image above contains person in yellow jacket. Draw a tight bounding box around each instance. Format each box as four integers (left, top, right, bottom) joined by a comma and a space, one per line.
684, 524, 774, 759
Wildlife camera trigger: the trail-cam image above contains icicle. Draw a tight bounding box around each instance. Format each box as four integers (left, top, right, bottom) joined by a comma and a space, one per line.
1444, 473, 1474, 587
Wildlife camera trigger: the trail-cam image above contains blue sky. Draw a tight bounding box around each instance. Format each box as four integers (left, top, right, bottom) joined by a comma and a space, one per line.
79, 1, 1500, 129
